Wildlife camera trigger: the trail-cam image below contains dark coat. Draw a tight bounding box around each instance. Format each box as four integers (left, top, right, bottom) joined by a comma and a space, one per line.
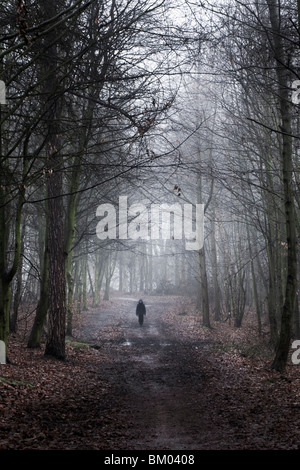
136, 300, 146, 316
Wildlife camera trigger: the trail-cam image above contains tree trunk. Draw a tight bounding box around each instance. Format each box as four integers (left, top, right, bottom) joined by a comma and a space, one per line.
210, 208, 221, 321
267, 0, 298, 372
43, 2, 66, 360
198, 247, 211, 328
82, 254, 88, 311
247, 226, 262, 335
10, 219, 26, 333
0, 174, 24, 356
92, 251, 105, 307
103, 251, 117, 301
196, 175, 211, 328
44, 148, 66, 359
27, 227, 49, 348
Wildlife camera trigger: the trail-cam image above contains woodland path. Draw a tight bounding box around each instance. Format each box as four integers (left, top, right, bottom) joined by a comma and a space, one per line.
2, 294, 300, 452
74, 294, 292, 451
77, 295, 221, 450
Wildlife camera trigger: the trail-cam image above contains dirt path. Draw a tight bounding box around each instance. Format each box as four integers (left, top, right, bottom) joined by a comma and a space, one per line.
3, 293, 300, 450
69, 293, 300, 451
75, 295, 236, 450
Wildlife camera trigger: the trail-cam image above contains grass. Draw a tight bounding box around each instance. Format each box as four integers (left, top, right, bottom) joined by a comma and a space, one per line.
0, 376, 34, 388
65, 339, 91, 350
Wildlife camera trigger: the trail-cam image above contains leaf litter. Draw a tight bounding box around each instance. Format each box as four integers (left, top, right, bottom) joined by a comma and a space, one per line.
1, 294, 300, 450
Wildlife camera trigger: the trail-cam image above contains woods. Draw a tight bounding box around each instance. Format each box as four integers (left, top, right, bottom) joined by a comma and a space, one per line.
1, 0, 300, 405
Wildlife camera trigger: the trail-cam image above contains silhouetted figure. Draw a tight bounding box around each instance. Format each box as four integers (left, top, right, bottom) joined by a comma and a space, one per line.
136, 299, 146, 326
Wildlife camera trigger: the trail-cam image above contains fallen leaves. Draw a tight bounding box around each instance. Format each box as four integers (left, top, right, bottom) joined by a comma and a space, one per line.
1, 294, 300, 450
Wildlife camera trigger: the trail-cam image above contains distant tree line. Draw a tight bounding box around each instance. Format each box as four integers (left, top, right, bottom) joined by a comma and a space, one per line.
1, 0, 299, 372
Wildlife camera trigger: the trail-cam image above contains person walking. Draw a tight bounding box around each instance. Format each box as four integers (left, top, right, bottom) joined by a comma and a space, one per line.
136, 299, 146, 326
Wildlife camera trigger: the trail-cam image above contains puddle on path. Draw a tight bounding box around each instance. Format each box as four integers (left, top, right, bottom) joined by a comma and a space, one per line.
121, 339, 172, 348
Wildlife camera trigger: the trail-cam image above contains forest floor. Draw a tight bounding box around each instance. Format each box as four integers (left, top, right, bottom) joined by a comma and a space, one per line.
1, 293, 300, 453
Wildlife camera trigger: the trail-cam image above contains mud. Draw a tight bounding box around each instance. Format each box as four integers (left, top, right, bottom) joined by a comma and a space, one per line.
76, 295, 233, 450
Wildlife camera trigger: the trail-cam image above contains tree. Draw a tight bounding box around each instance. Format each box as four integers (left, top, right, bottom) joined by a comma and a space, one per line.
41, 1, 67, 360
267, 0, 298, 372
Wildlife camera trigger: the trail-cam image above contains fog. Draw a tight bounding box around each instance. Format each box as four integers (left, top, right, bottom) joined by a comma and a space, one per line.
0, 0, 299, 373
